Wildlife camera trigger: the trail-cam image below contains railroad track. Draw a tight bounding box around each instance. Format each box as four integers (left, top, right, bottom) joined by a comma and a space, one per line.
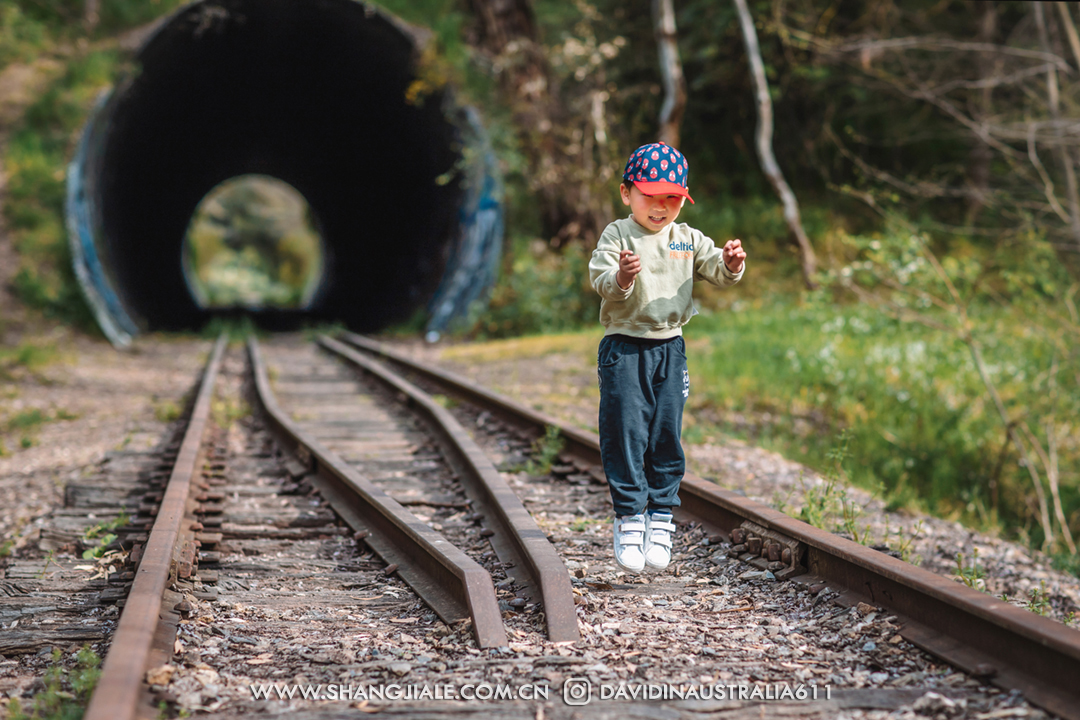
71, 333, 1080, 720
334, 331, 1080, 720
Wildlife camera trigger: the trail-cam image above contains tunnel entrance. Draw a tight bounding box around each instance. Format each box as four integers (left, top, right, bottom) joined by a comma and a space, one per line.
182, 175, 325, 311
67, 0, 503, 345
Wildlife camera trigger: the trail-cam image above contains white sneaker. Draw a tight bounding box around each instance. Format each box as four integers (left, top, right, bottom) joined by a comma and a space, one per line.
644, 511, 676, 570
613, 514, 647, 572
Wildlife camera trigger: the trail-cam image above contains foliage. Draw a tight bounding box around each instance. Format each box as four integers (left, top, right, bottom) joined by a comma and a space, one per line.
823, 219, 1079, 555
525, 425, 565, 476
954, 549, 985, 590
6, 646, 101, 720
0, 0, 188, 62
153, 399, 181, 423
685, 276, 1078, 549
198, 315, 259, 342
4, 48, 123, 330
1026, 580, 1052, 616
0, 341, 58, 375
184, 176, 323, 310
793, 431, 871, 545
211, 396, 249, 430
769, 0, 1080, 267
80, 512, 127, 559
478, 236, 599, 337
0, 1, 47, 68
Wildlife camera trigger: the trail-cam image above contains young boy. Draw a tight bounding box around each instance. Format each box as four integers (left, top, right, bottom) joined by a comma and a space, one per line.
589, 142, 746, 573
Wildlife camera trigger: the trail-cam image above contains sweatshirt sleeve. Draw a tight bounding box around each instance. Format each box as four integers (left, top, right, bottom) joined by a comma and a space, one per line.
693, 230, 744, 287
590, 224, 634, 301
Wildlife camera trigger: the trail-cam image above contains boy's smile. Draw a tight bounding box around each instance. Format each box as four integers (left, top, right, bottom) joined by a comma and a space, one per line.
621, 183, 685, 232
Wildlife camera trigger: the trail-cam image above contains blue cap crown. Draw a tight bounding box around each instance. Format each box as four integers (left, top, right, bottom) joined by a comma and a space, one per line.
621, 142, 693, 203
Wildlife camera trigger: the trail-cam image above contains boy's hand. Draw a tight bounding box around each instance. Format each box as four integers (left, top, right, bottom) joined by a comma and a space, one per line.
617, 250, 641, 289
723, 239, 746, 273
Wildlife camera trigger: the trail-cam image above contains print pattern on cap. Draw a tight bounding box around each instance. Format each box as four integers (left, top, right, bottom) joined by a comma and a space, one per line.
621, 141, 693, 203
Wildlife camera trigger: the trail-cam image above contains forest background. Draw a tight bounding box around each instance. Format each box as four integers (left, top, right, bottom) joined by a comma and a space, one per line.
1, 0, 1078, 574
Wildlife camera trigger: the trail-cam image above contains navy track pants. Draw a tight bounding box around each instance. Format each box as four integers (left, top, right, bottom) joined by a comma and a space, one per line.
597, 334, 688, 517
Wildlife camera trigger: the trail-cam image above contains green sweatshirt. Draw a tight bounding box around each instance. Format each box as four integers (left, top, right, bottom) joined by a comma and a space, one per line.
589, 216, 744, 339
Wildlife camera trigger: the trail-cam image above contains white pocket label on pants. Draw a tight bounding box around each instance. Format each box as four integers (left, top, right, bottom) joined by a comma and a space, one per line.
682, 369, 690, 398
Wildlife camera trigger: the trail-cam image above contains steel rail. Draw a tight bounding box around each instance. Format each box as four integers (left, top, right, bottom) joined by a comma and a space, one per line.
84, 335, 226, 720
317, 335, 579, 642
340, 331, 1080, 720
246, 338, 507, 648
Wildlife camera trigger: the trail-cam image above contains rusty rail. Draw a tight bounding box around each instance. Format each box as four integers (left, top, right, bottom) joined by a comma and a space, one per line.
339, 331, 1080, 720
317, 335, 579, 642
84, 335, 226, 720
246, 337, 507, 648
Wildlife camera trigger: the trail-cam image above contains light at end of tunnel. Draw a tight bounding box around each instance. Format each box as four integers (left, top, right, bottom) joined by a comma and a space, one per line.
182, 174, 325, 312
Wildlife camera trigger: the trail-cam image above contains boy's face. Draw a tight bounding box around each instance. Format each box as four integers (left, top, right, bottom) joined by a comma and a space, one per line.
621, 183, 685, 233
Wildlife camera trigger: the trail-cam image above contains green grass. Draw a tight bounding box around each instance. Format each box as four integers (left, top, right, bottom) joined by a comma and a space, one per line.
0, 341, 58, 380
0, 405, 78, 453
211, 395, 250, 430
525, 425, 565, 476
684, 293, 1079, 545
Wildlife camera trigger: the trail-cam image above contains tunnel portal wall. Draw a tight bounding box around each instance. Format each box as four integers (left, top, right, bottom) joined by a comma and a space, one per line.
67, 0, 502, 345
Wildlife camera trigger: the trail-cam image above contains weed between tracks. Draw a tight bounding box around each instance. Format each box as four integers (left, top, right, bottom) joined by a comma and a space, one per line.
954, 549, 985, 590
525, 425, 564, 476
0, 406, 78, 455
153, 399, 182, 423
79, 511, 128, 560
4, 647, 100, 720
211, 396, 249, 430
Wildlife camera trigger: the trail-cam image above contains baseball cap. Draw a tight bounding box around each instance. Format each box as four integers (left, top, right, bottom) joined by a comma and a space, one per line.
622, 142, 694, 204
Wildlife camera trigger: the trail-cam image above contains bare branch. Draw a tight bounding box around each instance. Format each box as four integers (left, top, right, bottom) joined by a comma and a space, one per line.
1057, 2, 1080, 71
877, 276, 957, 315
1011, 421, 1056, 552
832, 37, 1073, 74
1021, 420, 1076, 554
906, 80, 1025, 160
1036, 1, 1080, 248
925, 63, 1054, 96
825, 122, 994, 200
1027, 121, 1072, 223
842, 282, 956, 332
990, 119, 1080, 146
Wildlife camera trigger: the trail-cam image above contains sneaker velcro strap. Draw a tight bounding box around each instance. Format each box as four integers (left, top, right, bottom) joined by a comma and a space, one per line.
648, 532, 673, 548
619, 520, 647, 532
649, 520, 676, 532
618, 533, 644, 546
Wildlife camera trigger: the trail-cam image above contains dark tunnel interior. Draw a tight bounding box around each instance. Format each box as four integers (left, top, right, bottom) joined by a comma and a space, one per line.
92, 0, 465, 332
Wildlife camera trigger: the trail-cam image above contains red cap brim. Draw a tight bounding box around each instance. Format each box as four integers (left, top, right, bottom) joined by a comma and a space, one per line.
633, 180, 694, 204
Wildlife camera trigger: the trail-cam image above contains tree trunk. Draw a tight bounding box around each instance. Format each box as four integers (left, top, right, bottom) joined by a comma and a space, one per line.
465, 0, 608, 248
653, 0, 687, 148
732, 0, 817, 288
964, 1, 997, 226
1035, 2, 1080, 250
84, 0, 100, 33
1056, 2, 1080, 69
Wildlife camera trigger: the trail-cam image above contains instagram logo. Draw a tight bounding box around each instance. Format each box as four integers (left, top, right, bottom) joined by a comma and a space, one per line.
562, 678, 592, 706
